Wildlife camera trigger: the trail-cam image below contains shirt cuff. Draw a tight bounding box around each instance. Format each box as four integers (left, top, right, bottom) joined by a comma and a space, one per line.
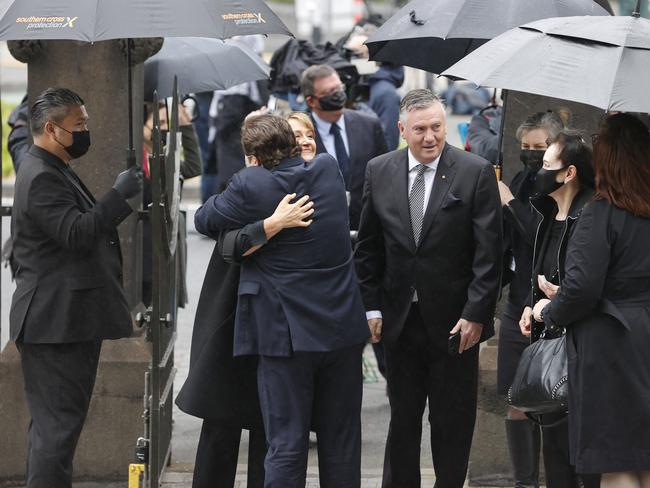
242, 220, 268, 247
366, 310, 382, 320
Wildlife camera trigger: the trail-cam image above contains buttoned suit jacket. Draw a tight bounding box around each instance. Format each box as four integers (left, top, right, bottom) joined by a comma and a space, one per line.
194, 153, 370, 357
355, 144, 503, 345
10, 145, 133, 343
312, 109, 388, 230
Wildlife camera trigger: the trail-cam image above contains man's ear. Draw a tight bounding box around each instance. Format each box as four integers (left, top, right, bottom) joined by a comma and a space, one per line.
44, 121, 56, 138
305, 95, 316, 111
398, 120, 406, 139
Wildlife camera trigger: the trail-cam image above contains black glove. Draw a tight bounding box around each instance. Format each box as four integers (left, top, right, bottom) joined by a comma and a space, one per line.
113, 166, 142, 199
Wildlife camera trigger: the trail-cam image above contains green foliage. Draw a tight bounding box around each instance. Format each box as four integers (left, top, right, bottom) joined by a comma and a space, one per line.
2, 100, 18, 178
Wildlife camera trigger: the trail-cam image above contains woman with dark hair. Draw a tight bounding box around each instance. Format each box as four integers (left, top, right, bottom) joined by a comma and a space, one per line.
496, 111, 564, 488
531, 114, 650, 488
519, 130, 599, 488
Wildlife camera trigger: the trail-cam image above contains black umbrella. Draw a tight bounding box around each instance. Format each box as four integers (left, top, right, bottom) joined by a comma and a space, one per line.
0, 0, 292, 41
0, 0, 292, 166
144, 37, 270, 101
442, 8, 650, 113
365, 0, 609, 74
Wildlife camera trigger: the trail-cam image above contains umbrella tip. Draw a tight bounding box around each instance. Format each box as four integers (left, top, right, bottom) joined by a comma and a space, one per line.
409, 10, 426, 26
632, 0, 642, 17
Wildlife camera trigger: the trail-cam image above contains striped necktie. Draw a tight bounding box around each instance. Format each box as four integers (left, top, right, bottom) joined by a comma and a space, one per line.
409, 164, 427, 244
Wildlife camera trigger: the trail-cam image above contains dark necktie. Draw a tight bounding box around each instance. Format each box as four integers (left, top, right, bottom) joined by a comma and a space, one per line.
409, 164, 427, 244
330, 122, 350, 185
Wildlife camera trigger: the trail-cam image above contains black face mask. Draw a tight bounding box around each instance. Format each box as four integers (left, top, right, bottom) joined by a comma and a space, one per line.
53, 124, 91, 159
317, 89, 347, 111
534, 167, 566, 196
520, 149, 545, 172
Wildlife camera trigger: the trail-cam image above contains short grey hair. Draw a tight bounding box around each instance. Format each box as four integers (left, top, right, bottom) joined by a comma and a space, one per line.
30, 87, 84, 135
515, 111, 565, 143
399, 89, 445, 123
301, 64, 338, 99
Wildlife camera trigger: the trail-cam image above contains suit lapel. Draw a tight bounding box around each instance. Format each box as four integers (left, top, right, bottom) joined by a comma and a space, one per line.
419, 144, 457, 246
343, 111, 357, 162
311, 114, 327, 155
390, 149, 417, 252
54, 165, 95, 208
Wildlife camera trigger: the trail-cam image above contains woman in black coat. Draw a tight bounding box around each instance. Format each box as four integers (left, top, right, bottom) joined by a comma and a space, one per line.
519, 130, 599, 488
495, 111, 564, 488
531, 114, 650, 488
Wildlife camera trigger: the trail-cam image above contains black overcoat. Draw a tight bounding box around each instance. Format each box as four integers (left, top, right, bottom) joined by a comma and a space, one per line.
175, 243, 262, 428
543, 199, 650, 474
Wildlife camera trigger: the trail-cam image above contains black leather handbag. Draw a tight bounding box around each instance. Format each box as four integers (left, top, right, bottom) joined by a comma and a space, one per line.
508, 332, 568, 415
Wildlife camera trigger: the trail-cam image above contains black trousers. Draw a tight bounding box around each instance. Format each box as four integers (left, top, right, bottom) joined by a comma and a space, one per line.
382, 305, 479, 488
257, 343, 364, 488
192, 421, 266, 488
17, 340, 102, 488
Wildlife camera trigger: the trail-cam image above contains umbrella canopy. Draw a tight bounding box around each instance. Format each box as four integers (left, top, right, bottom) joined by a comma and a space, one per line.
365, 0, 609, 73
442, 15, 650, 113
0, 0, 292, 41
144, 37, 270, 100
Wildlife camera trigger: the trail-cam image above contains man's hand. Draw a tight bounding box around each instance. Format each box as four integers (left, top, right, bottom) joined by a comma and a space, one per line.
113, 166, 142, 199
537, 275, 560, 299
178, 103, 193, 126
368, 318, 382, 344
519, 306, 533, 337
498, 181, 515, 207
449, 319, 483, 353
532, 299, 551, 323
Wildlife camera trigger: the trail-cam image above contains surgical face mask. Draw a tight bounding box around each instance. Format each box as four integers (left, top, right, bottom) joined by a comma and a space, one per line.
53, 123, 91, 159
534, 167, 566, 196
317, 88, 347, 111
519, 149, 545, 172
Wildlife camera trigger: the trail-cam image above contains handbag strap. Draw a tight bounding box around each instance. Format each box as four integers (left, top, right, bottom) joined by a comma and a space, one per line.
525, 412, 568, 428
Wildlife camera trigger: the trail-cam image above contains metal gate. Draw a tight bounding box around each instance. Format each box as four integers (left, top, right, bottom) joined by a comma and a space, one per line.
133, 83, 182, 488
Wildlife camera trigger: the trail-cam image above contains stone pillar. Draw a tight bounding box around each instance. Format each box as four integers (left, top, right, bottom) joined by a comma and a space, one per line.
0, 39, 160, 483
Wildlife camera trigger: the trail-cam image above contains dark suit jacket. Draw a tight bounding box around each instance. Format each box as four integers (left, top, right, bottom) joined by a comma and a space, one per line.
312, 109, 388, 230
10, 145, 133, 343
195, 153, 370, 356
355, 144, 502, 345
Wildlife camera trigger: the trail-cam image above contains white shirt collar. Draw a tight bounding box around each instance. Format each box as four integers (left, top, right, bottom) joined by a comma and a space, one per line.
312, 111, 345, 135
408, 149, 441, 172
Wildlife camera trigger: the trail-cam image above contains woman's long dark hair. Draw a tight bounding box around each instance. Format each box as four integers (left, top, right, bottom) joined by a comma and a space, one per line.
593, 113, 650, 218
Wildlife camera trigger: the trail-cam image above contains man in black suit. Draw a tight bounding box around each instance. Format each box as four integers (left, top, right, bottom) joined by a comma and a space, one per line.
301, 64, 388, 230
355, 89, 502, 488
10, 88, 141, 488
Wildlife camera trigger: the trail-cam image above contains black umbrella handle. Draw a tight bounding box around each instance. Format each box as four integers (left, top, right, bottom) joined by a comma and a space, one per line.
495, 89, 509, 181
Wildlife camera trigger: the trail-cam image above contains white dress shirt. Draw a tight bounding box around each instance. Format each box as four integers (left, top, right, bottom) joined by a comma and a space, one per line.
312, 111, 350, 159
366, 150, 441, 320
